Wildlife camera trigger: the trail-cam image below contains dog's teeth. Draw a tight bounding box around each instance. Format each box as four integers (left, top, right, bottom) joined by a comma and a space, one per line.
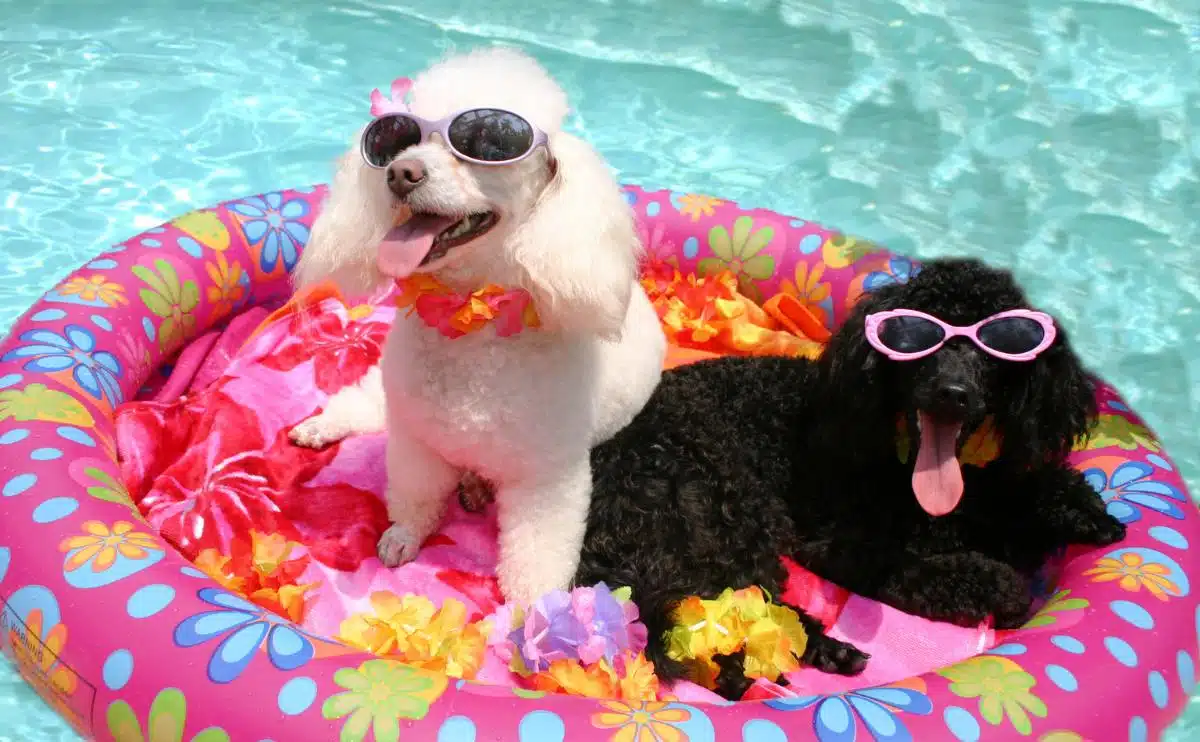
433, 213, 491, 245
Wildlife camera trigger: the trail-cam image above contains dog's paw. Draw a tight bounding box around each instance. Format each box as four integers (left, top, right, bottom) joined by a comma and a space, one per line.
992, 591, 1036, 630
990, 571, 1036, 630
1082, 512, 1127, 547
712, 652, 756, 700
802, 635, 870, 676
926, 595, 1022, 629
942, 606, 994, 628
377, 523, 422, 568
457, 472, 495, 513
885, 554, 1032, 629
289, 415, 345, 449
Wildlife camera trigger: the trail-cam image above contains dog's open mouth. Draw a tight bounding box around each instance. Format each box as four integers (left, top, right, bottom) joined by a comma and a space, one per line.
422, 212, 499, 266
911, 411, 966, 517
377, 211, 499, 279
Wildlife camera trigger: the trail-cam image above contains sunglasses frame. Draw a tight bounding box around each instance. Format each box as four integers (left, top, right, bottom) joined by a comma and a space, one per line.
864, 308, 1058, 362
360, 108, 550, 168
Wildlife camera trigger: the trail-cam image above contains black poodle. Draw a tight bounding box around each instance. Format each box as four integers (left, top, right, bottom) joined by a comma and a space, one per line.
574, 257, 1126, 700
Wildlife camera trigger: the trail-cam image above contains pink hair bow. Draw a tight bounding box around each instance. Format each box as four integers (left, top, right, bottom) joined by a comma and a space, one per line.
369, 77, 413, 117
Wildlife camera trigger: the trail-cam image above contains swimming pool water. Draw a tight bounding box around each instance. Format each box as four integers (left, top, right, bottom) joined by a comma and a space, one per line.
0, 0, 1196, 738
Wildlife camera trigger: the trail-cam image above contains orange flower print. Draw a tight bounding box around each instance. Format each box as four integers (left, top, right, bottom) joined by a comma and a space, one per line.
205, 252, 246, 320
778, 261, 832, 326
58, 275, 128, 307
59, 520, 161, 573
7, 609, 79, 726
1084, 551, 1182, 601
673, 193, 722, 222
592, 700, 692, 742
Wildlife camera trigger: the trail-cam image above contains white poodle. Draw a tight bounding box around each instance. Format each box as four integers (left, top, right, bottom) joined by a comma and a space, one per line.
288, 47, 666, 606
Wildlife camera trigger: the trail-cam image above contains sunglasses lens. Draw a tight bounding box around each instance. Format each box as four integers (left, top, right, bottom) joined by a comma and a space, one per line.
878, 315, 945, 354
363, 115, 422, 167
977, 316, 1045, 355
448, 109, 536, 162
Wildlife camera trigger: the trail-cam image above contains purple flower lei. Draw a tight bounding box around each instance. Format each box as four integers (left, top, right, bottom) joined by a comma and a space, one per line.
501, 582, 649, 674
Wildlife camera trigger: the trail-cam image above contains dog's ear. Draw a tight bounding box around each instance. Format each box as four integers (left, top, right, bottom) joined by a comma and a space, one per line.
1001, 323, 1096, 466
292, 138, 393, 297
819, 284, 903, 425
510, 132, 638, 339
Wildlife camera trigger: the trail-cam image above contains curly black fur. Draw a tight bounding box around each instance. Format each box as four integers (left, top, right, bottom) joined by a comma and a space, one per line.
574, 257, 1126, 700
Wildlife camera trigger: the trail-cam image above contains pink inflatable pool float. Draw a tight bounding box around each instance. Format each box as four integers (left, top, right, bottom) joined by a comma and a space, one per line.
0, 184, 1195, 742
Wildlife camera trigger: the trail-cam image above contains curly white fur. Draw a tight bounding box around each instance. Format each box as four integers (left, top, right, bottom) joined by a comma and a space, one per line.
289, 47, 666, 605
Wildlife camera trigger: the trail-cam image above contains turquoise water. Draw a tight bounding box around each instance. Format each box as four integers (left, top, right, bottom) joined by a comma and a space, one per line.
0, 0, 1197, 738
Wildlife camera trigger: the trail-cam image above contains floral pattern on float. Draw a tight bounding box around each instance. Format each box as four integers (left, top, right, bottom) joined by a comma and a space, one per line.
0, 184, 1194, 741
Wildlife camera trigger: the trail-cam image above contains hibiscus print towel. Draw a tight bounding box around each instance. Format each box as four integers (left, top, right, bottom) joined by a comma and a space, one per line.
115, 274, 997, 702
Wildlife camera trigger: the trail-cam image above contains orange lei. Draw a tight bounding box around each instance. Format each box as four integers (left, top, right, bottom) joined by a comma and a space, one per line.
639, 262, 826, 361
395, 274, 541, 339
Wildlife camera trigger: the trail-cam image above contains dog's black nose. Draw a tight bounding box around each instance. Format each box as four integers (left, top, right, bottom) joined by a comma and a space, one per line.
386, 158, 426, 197
933, 382, 971, 415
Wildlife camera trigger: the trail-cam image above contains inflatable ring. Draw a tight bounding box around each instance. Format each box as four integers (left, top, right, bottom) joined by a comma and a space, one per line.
0, 184, 1195, 742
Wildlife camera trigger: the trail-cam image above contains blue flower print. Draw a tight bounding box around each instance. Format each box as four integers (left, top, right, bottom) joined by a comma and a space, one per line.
174, 587, 315, 684
1, 325, 123, 406
862, 256, 921, 294
228, 192, 311, 274
1083, 460, 1187, 524
765, 682, 934, 742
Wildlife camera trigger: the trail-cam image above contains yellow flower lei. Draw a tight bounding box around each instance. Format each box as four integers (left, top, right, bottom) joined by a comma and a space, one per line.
663, 586, 809, 688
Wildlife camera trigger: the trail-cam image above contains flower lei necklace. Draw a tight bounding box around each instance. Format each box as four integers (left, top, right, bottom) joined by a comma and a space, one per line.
395, 274, 541, 340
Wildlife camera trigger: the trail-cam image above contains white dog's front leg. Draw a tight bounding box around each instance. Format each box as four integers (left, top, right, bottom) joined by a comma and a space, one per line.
495, 458, 591, 605
290, 365, 385, 448
377, 424, 459, 568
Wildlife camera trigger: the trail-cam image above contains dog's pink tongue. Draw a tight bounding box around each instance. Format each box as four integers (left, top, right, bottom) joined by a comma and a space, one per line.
377, 214, 458, 278
912, 411, 964, 516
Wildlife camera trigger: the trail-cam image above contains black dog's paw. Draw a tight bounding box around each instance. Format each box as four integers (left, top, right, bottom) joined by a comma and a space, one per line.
929, 587, 1030, 630
884, 554, 1034, 630
989, 561, 1036, 630
992, 587, 1036, 630
942, 605, 993, 628
1066, 506, 1127, 547
802, 634, 869, 676
712, 652, 755, 700
1056, 478, 1128, 546
1088, 512, 1127, 546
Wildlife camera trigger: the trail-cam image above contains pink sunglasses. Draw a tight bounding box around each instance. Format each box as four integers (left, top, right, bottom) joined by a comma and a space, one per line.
864, 308, 1057, 362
